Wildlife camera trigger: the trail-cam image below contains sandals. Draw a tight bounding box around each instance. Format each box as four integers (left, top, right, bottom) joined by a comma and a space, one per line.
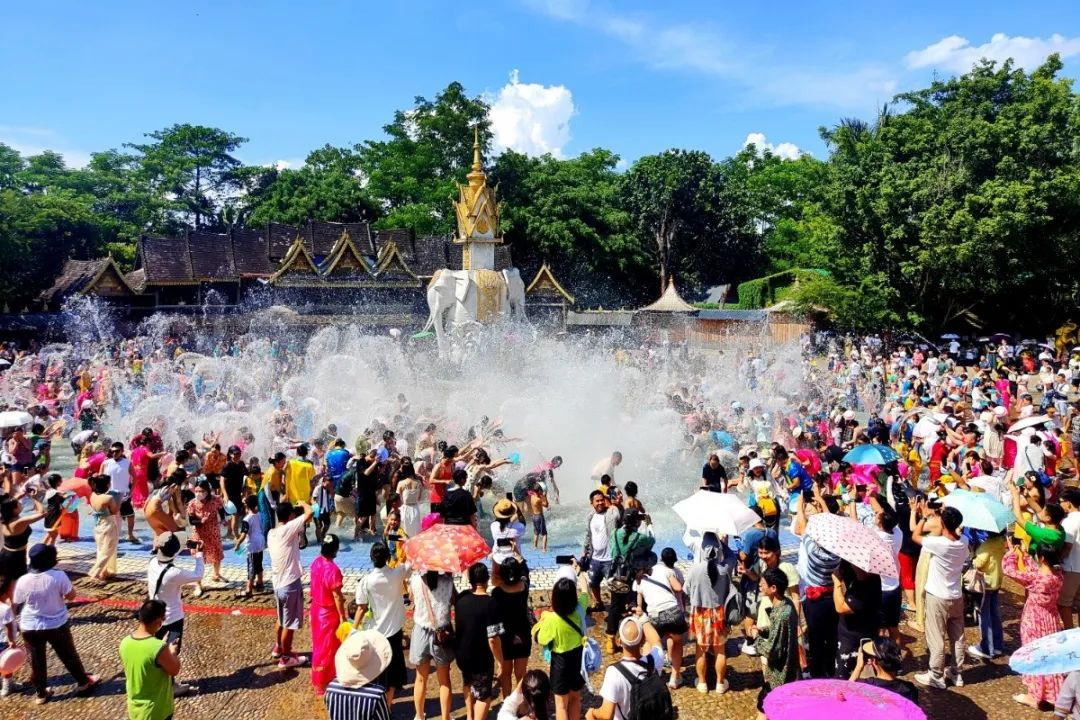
34, 690, 54, 705
235, 591, 253, 600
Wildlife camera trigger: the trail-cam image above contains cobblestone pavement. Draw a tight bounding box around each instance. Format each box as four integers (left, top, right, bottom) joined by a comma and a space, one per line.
0, 565, 1057, 720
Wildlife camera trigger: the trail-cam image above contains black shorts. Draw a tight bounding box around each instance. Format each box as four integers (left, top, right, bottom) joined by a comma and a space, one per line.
500, 632, 533, 661
155, 618, 185, 653
458, 661, 495, 701
119, 499, 135, 518
880, 587, 902, 628
377, 630, 407, 691
247, 551, 264, 580
550, 646, 585, 695
532, 514, 547, 536
652, 607, 689, 637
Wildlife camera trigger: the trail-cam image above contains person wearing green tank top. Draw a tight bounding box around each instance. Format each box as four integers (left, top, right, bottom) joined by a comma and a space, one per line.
119, 599, 180, 720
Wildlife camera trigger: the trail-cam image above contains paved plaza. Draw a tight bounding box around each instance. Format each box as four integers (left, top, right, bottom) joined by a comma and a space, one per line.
0, 549, 1052, 720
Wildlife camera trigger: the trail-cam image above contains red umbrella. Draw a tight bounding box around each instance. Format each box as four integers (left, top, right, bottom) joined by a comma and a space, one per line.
403, 523, 490, 573
59, 477, 91, 499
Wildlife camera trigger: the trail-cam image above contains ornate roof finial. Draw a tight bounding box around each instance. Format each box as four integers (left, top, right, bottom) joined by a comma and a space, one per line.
467, 125, 486, 188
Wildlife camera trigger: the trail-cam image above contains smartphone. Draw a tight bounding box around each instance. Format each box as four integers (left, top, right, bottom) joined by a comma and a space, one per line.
186, 539, 200, 550
385, 534, 401, 542
555, 555, 574, 566
505, 492, 513, 501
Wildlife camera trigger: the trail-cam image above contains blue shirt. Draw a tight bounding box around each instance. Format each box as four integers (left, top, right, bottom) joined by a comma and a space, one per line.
785, 460, 814, 492
737, 526, 777, 566
326, 448, 351, 481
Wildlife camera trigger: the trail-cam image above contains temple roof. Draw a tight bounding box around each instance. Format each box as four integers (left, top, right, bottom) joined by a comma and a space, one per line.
269, 237, 323, 286
453, 127, 501, 246
38, 257, 137, 306
374, 240, 420, 283
525, 263, 575, 304
639, 278, 697, 313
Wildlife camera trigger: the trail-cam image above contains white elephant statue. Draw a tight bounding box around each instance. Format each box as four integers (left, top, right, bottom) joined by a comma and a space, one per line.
422, 267, 528, 356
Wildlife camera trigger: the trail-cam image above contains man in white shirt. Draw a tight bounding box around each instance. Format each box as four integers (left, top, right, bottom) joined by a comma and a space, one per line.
102, 441, 138, 543
267, 500, 313, 669
582, 491, 620, 613
147, 532, 203, 696
912, 503, 969, 689
1059, 489, 1080, 629
585, 616, 666, 720
590, 452, 623, 486
354, 542, 410, 705
1021, 436, 1049, 474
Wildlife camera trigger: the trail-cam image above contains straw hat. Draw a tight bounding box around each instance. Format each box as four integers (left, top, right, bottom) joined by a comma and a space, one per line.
334, 630, 392, 689
493, 499, 516, 520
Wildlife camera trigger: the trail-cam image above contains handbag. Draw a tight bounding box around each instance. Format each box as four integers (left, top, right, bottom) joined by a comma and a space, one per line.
419, 580, 455, 647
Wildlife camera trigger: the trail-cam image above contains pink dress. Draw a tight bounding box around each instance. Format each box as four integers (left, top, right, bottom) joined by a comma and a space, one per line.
309, 555, 344, 693
130, 445, 151, 508
186, 496, 224, 565
1003, 550, 1065, 702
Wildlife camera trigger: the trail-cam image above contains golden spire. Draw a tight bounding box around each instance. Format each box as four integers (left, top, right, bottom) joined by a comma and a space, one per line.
467, 125, 486, 187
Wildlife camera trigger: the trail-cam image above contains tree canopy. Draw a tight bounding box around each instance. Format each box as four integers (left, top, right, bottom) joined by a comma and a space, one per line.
4, 63, 1080, 332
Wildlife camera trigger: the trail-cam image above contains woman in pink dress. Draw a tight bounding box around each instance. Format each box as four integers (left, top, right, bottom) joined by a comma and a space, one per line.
186, 479, 225, 594
309, 534, 347, 694
129, 439, 151, 509
1003, 544, 1065, 708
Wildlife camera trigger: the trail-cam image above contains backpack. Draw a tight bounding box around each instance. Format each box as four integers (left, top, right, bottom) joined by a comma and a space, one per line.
723, 574, 743, 627
335, 464, 357, 497
605, 531, 639, 594
612, 657, 675, 720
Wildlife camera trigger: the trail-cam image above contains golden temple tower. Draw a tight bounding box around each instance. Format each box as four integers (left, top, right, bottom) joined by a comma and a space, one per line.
453, 127, 502, 271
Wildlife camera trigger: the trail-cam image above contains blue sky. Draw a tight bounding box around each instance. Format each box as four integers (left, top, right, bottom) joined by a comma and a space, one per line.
2, 0, 1079, 168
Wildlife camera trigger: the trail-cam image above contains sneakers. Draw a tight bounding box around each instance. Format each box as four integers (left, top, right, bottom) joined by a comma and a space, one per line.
914, 671, 947, 690
0, 677, 17, 697
696, 682, 709, 694
714, 679, 730, 695
666, 674, 683, 690
271, 644, 282, 659
967, 646, 992, 661
278, 654, 308, 669
945, 668, 964, 687
740, 641, 758, 657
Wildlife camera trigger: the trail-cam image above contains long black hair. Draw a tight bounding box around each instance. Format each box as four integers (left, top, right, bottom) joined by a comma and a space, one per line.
522, 669, 552, 720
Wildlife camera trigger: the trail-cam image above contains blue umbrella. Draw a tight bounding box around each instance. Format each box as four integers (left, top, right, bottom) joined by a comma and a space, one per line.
1010, 628, 1080, 675
940, 489, 1015, 532
842, 444, 900, 465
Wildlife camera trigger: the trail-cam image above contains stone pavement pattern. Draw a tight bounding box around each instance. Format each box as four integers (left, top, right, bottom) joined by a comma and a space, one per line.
0, 570, 1055, 720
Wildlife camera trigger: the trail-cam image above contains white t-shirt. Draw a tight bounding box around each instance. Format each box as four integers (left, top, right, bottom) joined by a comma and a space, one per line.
13, 569, 72, 631
590, 514, 612, 562
878, 527, 903, 593
1022, 443, 1045, 473
591, 457, 615, 483
922, 535, 968, 600
632, 566, 679, 616
355, 565, 409, 636
267, 516, 307, 588
967, 475, 1005, 504
1062, 511, 1080, 574
598, 650, 665, 720
409, 574, 453, 629
147, 555, 205, 624
101, 457, 132, 495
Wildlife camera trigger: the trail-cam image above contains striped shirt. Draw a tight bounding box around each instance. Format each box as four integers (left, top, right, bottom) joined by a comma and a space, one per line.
324, 681, 390, 720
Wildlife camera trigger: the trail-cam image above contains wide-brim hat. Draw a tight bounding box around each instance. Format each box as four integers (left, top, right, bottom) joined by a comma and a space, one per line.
493, 499, 516, 520
335, 630, 392, 689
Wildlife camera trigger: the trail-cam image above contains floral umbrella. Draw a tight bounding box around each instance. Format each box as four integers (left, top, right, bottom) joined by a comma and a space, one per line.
805, 512, 898, 578
403, 523, 491, 573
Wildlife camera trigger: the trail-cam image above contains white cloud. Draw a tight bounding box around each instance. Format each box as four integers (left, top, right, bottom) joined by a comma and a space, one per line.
905, 33, 1080, 73
742, 132, 804, 160
0, 125, 91, 168
524, 1, 893, 110
488, 69, 576, 158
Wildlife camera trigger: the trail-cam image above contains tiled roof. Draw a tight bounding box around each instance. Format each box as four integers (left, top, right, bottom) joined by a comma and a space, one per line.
188, 232, 235, 280
267, 223, 300, 261
230, 228, 271, 275
640, 278, 697, 313
140, 236, 193, 283
413, 235, 451, 276
38, 258, 138, 306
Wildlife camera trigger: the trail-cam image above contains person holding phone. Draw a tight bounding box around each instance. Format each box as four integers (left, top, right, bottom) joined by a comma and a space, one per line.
147, 531, 202, 697
119, 599, 182, 720
849, 637, 918, 702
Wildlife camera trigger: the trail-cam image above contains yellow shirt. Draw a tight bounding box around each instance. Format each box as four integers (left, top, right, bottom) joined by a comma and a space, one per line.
284, 458, 315, 504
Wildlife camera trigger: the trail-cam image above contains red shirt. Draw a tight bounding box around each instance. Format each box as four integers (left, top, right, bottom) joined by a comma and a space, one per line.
431, 460, 453, 504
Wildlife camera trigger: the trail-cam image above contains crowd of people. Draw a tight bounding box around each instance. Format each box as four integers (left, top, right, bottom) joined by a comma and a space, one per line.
0, 333, 1077, 720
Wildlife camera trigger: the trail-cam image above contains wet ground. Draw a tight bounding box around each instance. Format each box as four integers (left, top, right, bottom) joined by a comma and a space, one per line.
0, 565, 1050, 720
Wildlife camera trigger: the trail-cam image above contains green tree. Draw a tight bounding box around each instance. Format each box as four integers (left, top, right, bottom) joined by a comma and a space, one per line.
492, 148, 643, 304
126, 124, 247, 230
356, 82, 492, 235
621, 149, 754, 295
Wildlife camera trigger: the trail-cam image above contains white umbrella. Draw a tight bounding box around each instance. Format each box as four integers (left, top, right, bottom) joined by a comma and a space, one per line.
940, 333, 960, 340
672, 490, 761, 537
0, 411, 32, 428
1008, 415, 1052, 434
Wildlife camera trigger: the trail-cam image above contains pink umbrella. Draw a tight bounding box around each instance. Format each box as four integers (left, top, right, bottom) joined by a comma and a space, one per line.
403, 523, 490, 573
805, 513, 899, 578
763, 679, 925, 720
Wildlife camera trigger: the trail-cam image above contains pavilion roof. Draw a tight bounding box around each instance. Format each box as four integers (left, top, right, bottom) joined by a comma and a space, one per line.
639, 278, 697, 313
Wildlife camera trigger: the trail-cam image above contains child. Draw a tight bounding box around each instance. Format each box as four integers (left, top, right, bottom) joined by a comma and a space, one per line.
235, 495, 265, 598
383, 509, 408, 568
41, 472, 66, 546
311, 475, 335, 543
245, 457, 264, 496
528, 482, 549, 551
624, 480, 646, 516
0, 577, 18, 696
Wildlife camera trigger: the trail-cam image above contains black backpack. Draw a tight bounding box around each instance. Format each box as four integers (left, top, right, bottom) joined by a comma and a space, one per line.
335, 464, 358, 497
613, 657, 675, 720
605, 531, 639, 593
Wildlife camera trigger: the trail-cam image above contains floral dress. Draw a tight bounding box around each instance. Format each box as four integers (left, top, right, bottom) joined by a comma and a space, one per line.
186, 495, 224, 565
1003, 550, 1065, 703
